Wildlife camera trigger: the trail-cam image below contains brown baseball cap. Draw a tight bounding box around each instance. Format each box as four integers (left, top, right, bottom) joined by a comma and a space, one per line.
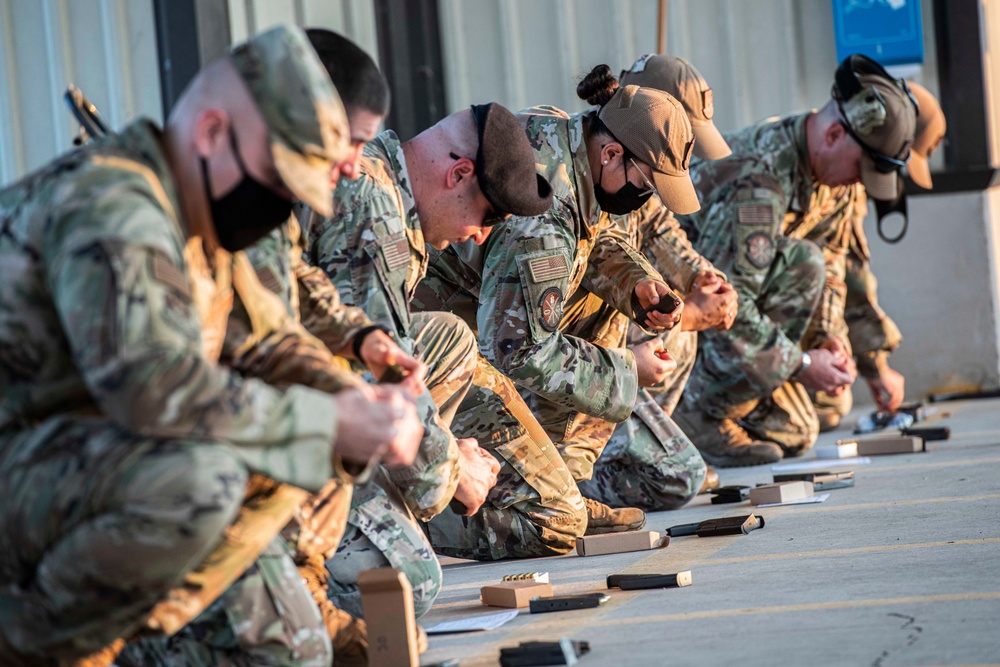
230, 25, 350, 217
832, 55, 917, 201
906, 81, 946, 189
597, 84, 699, 214
620, 54, 731, 160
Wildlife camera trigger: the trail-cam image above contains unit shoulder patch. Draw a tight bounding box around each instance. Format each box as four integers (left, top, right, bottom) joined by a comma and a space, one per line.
538, 287, 563, 332
745, 231, 775, 269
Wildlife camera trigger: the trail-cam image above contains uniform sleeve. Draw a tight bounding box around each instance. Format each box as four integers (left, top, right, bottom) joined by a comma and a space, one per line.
308, 179, 460, 520
804, 243, 850, 350
47, 199, 337, 493
637, 200, 726, 293
477, 218, 638, 422
580, 214, 670, 321
306, 185, 410, 339
845, 234, 902, 379
291, 210, 374, 355
703, 181, 805, 393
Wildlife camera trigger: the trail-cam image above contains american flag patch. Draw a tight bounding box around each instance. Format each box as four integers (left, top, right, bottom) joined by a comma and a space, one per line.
527, 255, 569, 283
380, 238, 410, 271
738, 204, 773, 225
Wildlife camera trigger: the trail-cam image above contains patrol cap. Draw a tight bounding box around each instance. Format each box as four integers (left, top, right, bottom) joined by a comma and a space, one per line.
906, 81, 946, 189
230, 25, 349, 218
832, 54, 917, 201
470, 102, 553, 218
597, 85, 699, 215
620, 54, 731, 160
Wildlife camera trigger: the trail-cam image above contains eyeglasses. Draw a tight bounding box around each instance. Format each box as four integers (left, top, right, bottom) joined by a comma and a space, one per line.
450, 151, 511, 226
628, 157, 658, 197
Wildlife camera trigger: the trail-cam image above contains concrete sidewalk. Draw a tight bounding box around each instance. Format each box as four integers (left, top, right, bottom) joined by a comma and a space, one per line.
419, 397, 1000, 666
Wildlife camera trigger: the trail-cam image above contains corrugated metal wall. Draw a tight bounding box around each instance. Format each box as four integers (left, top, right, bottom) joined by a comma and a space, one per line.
438, 0, 940, 140
0, 0, 160, 183
227, 0, 378, 65
0, 0, 946, 182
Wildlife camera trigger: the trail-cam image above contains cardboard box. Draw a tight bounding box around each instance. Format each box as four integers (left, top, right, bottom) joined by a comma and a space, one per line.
481, 580, 554, 608
749, 481, 814, 505
358, 568, 419, 667
575, 530, 667, 557
815, 441, 859, 459
855, 435, 925, 456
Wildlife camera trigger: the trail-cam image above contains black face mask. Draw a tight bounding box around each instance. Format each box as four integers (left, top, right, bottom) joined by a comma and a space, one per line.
200, 129, 294, 252
593, 158, 653, 215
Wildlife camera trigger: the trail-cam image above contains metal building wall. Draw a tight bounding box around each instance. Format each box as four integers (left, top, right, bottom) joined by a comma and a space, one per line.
438, 0, 940, 140
226, 0, 378, 64
0, 0, 161, 183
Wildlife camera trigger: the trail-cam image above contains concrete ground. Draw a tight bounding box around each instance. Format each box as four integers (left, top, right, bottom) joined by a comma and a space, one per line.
419, 397, 1000, 666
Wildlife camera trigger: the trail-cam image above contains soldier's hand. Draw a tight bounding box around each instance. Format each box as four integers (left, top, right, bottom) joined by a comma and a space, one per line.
359, 328, 428, 397
818, 338, 857, 383
868, 366, 904, 412
796, 348, 853, 395
332, 385, 421, 467
452, 438, 500, 516
634, 279, 683, 330
631, 337, 677, 387
682, 272, 738, 332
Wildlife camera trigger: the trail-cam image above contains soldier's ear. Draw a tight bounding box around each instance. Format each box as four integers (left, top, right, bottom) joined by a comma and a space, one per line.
601, 141, 624, 166
193, 108, 230, 159
446, 156, 475, 189
825, 121, 848, 149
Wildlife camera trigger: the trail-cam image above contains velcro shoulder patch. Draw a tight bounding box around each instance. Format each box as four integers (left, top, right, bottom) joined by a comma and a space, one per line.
527, 254, 569, 283
151, 253, 191, 297
738, 203, 773, 225
380, 237, 410, 271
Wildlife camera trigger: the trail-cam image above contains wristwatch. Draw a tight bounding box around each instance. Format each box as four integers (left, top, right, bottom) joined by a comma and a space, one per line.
792, 351, 812, 380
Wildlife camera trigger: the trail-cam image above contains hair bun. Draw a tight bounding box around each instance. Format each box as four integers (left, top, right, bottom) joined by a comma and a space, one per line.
577, 64, 619, 106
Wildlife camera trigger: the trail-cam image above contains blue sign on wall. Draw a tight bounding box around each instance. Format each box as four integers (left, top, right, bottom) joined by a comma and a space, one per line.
832, 0, 925, 65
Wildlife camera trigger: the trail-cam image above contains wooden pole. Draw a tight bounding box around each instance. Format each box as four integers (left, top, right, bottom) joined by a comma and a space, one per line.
657, 0, 667, 53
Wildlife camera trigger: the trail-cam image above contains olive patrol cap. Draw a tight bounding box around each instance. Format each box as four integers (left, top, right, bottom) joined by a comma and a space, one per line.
620, 54, 731, 160
906, 81, 946, 189
230, 24, 350, 217
832, 54, 917, 200
597, 84, 700, 214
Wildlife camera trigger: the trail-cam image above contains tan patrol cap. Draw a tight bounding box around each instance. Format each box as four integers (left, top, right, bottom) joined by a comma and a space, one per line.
832, 55, 917, 201
230, 25, 349, 217
906, 81, 946, 189
620, 54, 731, 160
597, 85, 699, 214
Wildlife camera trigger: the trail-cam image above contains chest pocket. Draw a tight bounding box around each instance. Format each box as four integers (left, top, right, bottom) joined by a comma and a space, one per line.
363, 231, 411, 335
515, 248, 571, 342
734, 199, 779, 276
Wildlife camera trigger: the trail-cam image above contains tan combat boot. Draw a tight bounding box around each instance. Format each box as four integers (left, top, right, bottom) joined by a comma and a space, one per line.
815, 407, 841, 432
582, 497, 646, 535
673, 406, 783, 467
698, 467, 721, 494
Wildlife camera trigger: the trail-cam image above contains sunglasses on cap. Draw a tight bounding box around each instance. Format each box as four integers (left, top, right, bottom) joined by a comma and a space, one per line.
448, 151, 510, 227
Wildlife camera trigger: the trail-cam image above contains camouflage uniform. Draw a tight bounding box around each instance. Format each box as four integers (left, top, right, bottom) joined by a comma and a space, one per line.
676, 113, 828, 454
416, 107, 704, 511
305, 130, 586, 562
786, 183, 902, 417
0, 120, 340, 665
